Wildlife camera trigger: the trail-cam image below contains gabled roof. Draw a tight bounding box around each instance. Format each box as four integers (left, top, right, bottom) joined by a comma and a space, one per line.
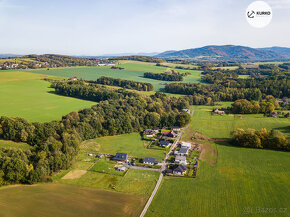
178, 147, 189, 154
144, 157, 158, 164
160, 140, 170, 146
174, 165, 187, 173
171, 126, 180, 129
113, 153, 128, 161
175, 155, 186, 161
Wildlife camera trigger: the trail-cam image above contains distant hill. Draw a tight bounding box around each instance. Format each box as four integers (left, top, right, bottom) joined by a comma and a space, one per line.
258, 46, 290, 58
108, 55, 166, 63
156, 45, 290, 61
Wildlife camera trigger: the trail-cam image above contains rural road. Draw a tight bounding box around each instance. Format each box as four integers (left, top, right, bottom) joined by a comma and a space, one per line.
139, 109, 194, 217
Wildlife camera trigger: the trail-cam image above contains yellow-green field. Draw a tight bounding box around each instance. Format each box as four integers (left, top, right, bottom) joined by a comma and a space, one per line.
0, 71, 95, 122
0, 184, 145, 217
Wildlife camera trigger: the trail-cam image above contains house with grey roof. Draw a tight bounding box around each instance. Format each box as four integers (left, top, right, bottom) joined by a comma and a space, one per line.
173, 165, 187, 175
143, 157, 158, 165
113, 153, 128, 161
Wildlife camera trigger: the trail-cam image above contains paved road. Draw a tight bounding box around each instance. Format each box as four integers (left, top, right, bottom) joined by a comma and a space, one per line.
139, 109, 194, 217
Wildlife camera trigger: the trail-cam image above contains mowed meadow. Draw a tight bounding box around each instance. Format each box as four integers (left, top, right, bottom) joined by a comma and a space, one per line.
0, 70, 95, 122
190, 104, 290, 138
26, 61, 203, 92
146, 105, 290, 217
146, 143, 290, 217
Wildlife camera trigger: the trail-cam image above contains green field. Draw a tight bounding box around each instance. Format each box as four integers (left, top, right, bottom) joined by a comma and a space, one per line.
190, 104, 290, 139
146, 142, 290, 217
0, 184, 145, 217
26, 62, 203, 91
85, 133, 166, 161
0, 140, 30, 150
0, 71, 95, 122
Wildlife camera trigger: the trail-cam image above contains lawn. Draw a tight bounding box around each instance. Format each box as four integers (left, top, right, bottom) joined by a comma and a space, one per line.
0, 70, 96, 122
85, 133, 166, 161
0, 184, 145, 217
190, 104, 290, 139
26, 62, 203, 92
90, 158, 125, 176
146, 143, 290, 217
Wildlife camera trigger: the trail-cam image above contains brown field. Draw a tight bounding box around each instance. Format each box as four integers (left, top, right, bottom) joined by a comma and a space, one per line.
0, 184, 145, 217
62, 170, 87, 179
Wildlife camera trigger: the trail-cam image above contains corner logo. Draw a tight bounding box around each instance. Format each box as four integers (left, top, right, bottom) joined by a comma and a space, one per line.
246, 1, 272, 28
247, 10, 255, 18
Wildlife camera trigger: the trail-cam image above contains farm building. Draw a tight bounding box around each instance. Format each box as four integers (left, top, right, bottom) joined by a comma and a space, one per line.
173, 165, 187, 175
113, 153, 128, 161
143, 157, 158, 165
214, 109, 225, 115
175, 155, 187, 165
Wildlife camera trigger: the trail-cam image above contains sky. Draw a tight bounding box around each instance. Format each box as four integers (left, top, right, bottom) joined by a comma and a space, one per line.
0, 0, 289, 55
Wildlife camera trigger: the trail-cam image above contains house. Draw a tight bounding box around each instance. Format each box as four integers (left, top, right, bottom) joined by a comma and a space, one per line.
161, 131, 174, 139
170, 131, 178, 137
113, 153, 128, 161
173, 165, 187, 175
144, 129, 156, 137
214, 109, 225, 115
175, 147, 189, 156
97, 154, 103, 158
143, 157, 158, 165
160, 140, 170, 148
165, 169, 173, 174
180, 142, 191, 149
116, 166, 127, 172
270, 112, 278, 118
69, 77, 78, 81
175, 155, 187, 165
171, 126, 181, 131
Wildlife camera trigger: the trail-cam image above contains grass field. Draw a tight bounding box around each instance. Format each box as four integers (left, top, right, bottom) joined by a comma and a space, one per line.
146, 143, 290, 217
0, 70, 95, 122
0, 140, 30, 150
26, 62, 203, 91
85, 133, 166, 161
189, 104, 290, 139
0, 184, 145, 217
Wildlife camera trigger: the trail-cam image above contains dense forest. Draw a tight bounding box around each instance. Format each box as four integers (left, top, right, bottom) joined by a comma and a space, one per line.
94, 76, 154, 91
109, 55, 166, 63
144, 71, 186, 81
232, 128, 289, 151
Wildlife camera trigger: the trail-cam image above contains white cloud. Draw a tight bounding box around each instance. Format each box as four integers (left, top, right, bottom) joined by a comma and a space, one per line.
268, 0, 290, 9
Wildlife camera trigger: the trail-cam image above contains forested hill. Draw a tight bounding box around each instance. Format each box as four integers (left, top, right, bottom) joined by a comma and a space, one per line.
108, 55, 166, 63
156, 45, 290, 61
0, 54, 111, 69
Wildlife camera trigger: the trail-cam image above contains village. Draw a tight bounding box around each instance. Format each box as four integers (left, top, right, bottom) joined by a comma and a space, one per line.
86, 121, 201, 178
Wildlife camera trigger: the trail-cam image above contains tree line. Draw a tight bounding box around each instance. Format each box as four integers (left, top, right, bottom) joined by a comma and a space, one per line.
232, 128, 289, 151
144, 72, 185, 81
109, 55, 166, 63
94, 76, 154, 91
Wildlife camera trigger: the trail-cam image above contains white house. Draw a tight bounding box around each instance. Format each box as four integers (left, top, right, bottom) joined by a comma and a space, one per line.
181, 142, 191, 149
175, 155, 187, 165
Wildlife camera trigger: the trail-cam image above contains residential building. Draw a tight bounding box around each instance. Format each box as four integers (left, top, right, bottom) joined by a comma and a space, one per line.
143, 157, 158, 165
113, 153, 128, 161
175, 155, 187, 165
173, 165, 187, 175
160, 140, 170, 148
